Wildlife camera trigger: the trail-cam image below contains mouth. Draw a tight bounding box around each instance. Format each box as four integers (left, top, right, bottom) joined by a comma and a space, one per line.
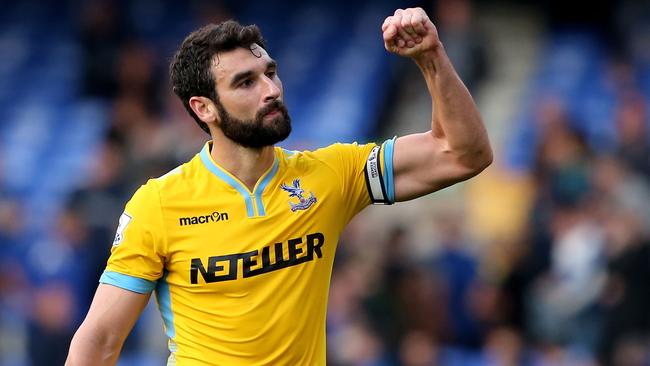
263, 109, 281, 119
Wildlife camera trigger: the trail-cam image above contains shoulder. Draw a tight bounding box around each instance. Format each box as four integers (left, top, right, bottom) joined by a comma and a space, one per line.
144, 153, 203, 202
278, 142, 376, 167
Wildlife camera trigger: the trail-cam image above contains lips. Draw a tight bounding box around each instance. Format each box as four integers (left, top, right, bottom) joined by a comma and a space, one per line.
264, 109, 281, 118
258, 101, 285, 120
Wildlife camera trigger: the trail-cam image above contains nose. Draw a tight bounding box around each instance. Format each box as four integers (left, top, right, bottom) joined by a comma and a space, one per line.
262, 75, 281, 103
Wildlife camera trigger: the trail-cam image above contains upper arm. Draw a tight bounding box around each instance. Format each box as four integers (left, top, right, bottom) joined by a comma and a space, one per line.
311, 143, 378, 223
392, 132, 488, 201
67, 181, 166, 364
79, 283, 151, 341
67, 284, 151, 365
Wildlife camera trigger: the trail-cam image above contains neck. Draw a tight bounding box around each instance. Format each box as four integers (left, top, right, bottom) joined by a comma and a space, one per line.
209, 132, 275, 192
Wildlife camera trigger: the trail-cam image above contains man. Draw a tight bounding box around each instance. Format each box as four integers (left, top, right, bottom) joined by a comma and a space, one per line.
66, 7, 492, 365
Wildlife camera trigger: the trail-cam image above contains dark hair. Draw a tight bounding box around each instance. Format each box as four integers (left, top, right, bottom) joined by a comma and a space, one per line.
170, 20, 266, 135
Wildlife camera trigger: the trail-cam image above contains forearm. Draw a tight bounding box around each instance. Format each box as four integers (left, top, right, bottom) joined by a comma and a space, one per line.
414, 43, 491, 166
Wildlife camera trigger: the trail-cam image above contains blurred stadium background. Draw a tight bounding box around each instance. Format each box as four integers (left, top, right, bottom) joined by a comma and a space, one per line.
1, 0, 649, 365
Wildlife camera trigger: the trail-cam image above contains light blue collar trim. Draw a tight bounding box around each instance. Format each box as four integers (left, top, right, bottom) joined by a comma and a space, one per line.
254, 157, 279, 216
281, 148, 297, 156
199, 143, 279, 218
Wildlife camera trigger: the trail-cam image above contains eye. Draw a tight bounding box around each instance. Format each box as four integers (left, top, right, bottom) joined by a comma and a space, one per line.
240, 79, 254, 88
266, 70, 276, 78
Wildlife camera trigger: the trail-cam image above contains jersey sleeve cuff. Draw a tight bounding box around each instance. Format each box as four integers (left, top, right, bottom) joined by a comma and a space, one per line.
382, 137, 396, 204
364, 137, 396, 205
99, 270, 156, 294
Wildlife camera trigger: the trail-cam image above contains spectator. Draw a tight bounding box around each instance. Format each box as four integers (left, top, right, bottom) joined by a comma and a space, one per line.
615, 92, 650, 181
433, 0, 489, 92
79, 0, 129, 98
25, 207, 93, 365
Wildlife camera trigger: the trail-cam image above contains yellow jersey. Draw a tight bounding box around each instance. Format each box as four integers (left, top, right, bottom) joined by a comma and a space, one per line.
100, 139, 395, 365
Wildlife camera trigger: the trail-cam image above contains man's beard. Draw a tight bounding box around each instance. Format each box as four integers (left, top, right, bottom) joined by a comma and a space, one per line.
216, 99, 291, 148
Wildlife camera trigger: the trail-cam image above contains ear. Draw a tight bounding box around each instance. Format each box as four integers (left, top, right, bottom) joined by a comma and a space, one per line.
189, 96, 219, 124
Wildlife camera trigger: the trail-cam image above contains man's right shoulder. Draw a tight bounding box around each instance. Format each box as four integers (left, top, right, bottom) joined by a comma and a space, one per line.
140, 154, 203, 201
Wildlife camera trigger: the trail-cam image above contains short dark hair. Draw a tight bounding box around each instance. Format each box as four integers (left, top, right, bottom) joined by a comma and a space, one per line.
170, 20, 266, 135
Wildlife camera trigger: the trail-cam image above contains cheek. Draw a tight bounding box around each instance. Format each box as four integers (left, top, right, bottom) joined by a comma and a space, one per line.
221, 92, 258, 119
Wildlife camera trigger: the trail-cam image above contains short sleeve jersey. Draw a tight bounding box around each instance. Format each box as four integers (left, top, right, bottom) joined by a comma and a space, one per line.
101, 139, 395, 365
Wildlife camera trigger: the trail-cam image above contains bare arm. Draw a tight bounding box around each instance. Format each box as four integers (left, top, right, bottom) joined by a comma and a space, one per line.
66, 284, 151, 366
382, 8, 493, 201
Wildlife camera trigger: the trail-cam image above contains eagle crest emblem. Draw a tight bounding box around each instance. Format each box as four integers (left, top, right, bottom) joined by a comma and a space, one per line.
280, 179, 317, 212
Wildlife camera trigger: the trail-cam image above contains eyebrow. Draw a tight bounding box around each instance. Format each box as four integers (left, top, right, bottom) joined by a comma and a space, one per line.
229, 60, 277, 88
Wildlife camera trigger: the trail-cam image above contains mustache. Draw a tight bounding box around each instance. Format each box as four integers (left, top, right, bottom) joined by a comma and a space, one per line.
256, 100, 288, 119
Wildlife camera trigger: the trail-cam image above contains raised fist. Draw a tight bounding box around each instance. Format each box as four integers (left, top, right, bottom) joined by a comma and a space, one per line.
382, 8, 441, 58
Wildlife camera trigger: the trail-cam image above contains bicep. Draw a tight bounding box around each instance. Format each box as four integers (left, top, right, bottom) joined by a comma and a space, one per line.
392, 132, 480, 201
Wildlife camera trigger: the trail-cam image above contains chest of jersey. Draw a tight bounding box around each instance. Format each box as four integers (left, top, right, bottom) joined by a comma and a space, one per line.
159, 163, 343, 294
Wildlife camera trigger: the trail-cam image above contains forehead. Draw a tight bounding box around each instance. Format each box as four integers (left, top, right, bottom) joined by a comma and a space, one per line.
213, 44, 272, 83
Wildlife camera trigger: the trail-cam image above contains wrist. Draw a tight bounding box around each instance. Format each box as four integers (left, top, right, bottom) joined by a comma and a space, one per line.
413, 41, 445, 64
413, 41, 446, 74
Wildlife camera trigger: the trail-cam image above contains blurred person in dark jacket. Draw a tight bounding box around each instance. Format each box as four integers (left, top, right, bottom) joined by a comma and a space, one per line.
592, 153, 650, 366
79, 0, 128, 98
615, 92, 650, 181
433, 0, 489, 93
25, 207, 93, 365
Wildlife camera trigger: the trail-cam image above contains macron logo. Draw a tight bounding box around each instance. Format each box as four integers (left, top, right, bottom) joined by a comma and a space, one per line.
179, 211, 229, 226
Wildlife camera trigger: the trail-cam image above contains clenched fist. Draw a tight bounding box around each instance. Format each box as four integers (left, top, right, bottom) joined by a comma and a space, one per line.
382, 7, 441, 59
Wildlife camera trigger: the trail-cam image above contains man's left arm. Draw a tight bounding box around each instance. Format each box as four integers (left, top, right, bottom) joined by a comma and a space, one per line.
382, 8, 493, 202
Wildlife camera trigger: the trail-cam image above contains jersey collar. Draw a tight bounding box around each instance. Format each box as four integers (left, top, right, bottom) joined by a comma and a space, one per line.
199, 142, 280, 218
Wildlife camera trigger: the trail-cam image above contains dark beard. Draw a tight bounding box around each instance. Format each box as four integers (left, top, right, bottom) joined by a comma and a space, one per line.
216, 99, 291, 148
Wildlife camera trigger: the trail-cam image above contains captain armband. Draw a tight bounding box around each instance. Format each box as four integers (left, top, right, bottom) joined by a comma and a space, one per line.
363, 138, 396, 205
